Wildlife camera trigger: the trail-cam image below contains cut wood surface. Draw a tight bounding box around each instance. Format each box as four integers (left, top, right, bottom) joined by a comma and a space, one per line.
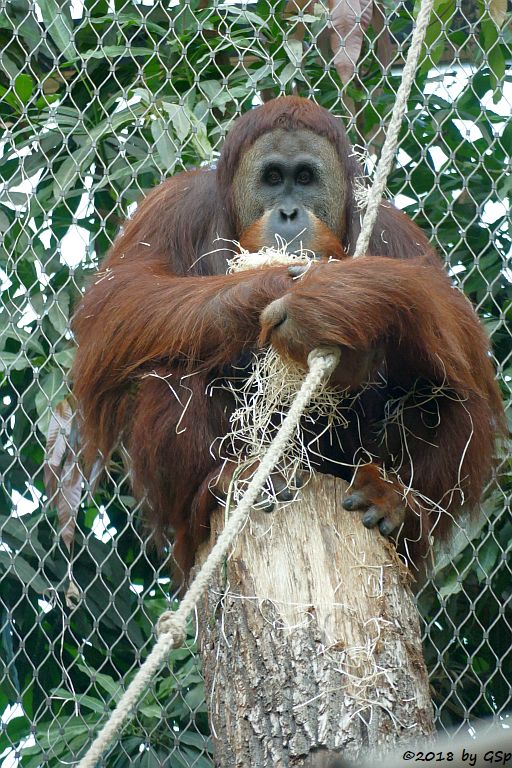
197, 474, 434, 767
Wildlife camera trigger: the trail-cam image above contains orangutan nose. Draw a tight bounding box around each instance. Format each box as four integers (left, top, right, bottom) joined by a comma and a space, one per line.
267, 205, 310, 246
278, 205, 299, 222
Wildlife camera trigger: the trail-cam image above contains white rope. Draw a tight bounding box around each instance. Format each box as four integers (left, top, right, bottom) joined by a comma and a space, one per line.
77, 3, 435, 763
77, 347, 340, 768
353, 0, 436, 258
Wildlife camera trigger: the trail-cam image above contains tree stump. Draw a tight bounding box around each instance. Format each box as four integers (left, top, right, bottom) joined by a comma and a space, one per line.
196, 474, 434, 767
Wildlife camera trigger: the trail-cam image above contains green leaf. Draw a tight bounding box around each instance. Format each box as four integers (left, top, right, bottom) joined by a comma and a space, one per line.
476, 541, 501, 580
51, 688, 110, 714
218, 4, 267, 27
284, 38, 303, 67
35, 717, 96, 750
184, 685, 207, 711
37, 0, 76, 57
199, 79, 222, 103
278, 62, 297, 86
7, 4, 51, 60
0, 351, 29, 372
438, 567, 463, 599
179, 731, 211, 751
53, 106, 145, 198
4, 191, 30, 207
247, 63, 273, 86
138, 702, 163, 719
0, 209, 11, 231
0, 551, 50, 593
47, 292, 70, 337
53, 347, 75, 368
150, 118, 176, 171
162, 103, 191, 143
480, 19, 506, 87
0, 715, 31, 754
14, 74, 34, 105
35, 368, 66, 436
0, 516, 48, 556
80, 46, 154, 60
77, 664, 123, 702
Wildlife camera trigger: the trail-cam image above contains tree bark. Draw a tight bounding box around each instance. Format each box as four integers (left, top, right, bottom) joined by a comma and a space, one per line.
196, 474, 434, 767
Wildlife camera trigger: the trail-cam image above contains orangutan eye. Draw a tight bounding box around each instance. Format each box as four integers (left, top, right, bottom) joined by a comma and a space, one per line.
264, 168, 282, 186
296, 168, 313, 185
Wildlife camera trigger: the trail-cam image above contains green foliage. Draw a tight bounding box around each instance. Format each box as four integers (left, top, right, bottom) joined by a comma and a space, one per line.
0, 1, 510, 764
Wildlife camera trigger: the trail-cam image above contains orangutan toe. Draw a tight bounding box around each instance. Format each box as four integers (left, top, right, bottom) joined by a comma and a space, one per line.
253, 492, 276, 512
270, 472, 294, 501
342, 492, 368, 511
343, 463, 406, 537
358, 504, 405, 535
258, 470, 305, 511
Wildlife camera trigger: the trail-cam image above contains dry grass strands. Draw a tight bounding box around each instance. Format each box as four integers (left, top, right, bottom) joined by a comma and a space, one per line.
218, 345, 351, 509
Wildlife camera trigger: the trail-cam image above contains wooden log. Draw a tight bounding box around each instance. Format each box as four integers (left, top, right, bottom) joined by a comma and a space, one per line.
196, 474, 434, 767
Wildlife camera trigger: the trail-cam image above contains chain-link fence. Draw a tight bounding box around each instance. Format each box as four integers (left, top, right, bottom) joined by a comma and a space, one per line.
0, 1, 510, 766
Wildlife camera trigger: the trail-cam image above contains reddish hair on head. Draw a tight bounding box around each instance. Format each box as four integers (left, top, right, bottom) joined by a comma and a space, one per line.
217, 96, 358, 194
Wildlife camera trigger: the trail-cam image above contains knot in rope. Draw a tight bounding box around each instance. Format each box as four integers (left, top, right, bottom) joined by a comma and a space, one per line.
307, 346, 341, 372
156, 611, 187, 647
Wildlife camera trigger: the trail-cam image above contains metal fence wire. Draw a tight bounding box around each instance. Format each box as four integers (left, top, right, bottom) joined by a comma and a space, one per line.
0, 1, 511, 766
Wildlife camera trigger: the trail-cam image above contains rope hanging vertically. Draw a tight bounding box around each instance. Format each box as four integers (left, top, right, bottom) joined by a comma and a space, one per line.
353, 0, 435, 258
76, 3, 435, 765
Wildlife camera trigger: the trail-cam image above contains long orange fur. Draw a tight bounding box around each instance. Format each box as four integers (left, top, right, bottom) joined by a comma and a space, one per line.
72, 97, 505, 579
